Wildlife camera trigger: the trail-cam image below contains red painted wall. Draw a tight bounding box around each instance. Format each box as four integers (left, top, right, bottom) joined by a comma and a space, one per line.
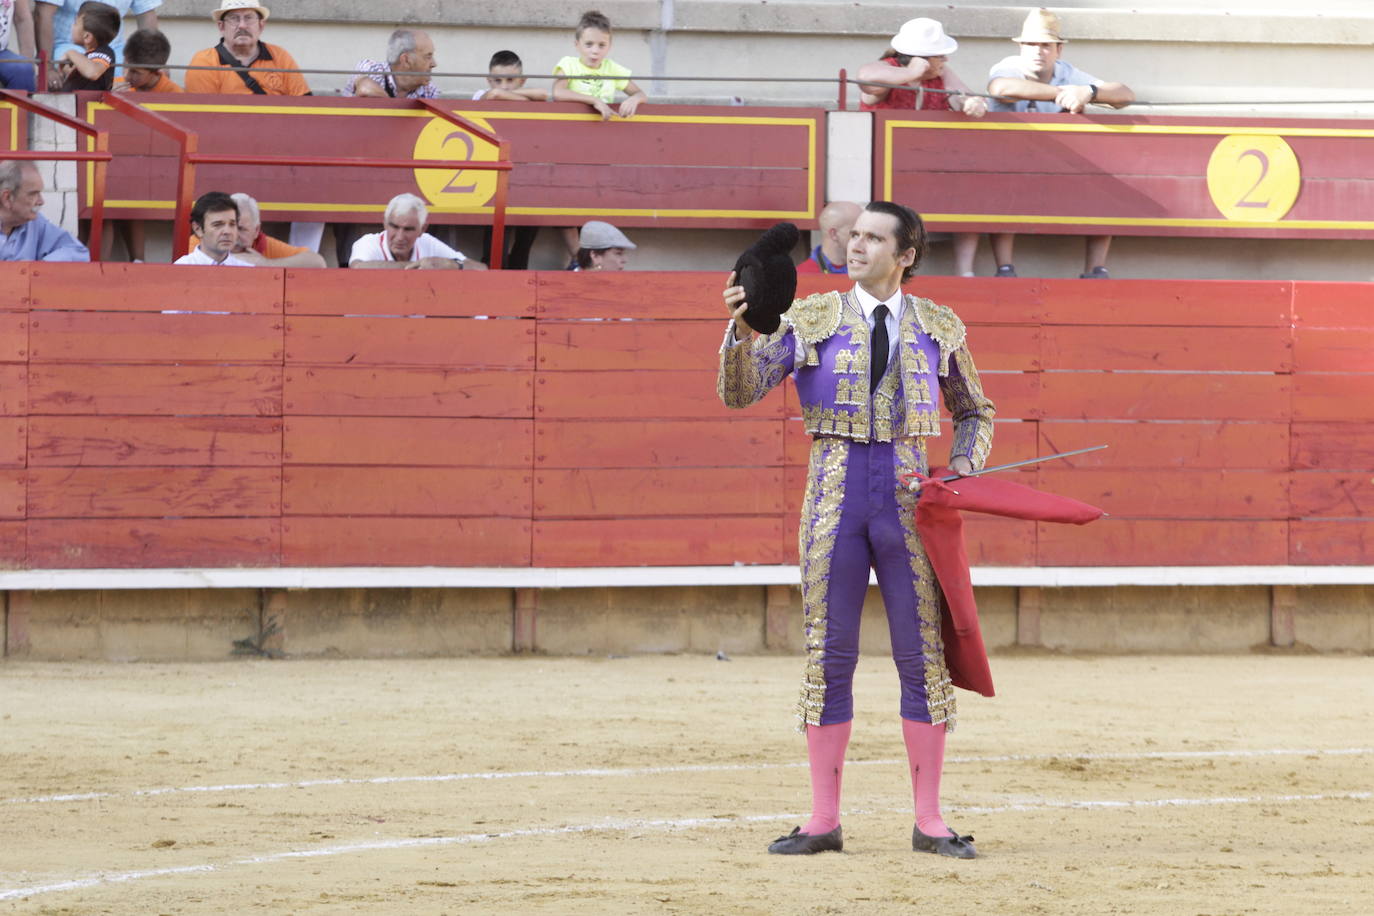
0, 264, 1369, 569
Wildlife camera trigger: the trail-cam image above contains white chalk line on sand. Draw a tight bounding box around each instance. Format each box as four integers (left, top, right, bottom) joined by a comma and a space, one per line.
4, 746, 1371, 807
1, 790, 1370, 903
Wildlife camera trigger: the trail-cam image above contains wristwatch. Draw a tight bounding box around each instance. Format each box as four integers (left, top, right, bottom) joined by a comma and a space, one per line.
1088, 84, 1099, 101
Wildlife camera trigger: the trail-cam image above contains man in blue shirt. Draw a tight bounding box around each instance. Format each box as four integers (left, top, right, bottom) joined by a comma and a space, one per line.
985, 8, 1134, 279
0, 161, 90, 262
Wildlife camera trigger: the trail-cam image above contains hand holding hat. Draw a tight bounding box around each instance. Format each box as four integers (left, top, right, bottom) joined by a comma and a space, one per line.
730, 222, 800, 336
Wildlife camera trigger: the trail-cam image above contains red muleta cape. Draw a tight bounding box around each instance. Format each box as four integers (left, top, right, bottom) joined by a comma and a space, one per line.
908, 468, 1105, 698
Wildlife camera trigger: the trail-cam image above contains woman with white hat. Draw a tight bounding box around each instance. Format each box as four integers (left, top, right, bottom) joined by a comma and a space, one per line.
856, 18, 985, 276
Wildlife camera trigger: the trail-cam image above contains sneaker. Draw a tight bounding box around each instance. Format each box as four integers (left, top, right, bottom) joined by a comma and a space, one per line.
1079, 266, 1110, 279
994, 264, 1017, 278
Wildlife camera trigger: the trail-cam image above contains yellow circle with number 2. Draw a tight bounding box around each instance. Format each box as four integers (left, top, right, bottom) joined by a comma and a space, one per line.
411, 115, 500, 210
1205, 135, 1300, 222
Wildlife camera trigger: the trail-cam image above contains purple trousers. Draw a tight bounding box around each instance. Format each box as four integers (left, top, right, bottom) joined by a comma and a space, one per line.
796, 437, 956, 730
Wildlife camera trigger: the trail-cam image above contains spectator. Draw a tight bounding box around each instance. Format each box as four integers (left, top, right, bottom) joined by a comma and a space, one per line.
858, 19, 986, 277
797, 201, 860, 275
573, 220, 634, 271
0, 160, 89, 262
174, 191, 252, 266
113, 27, 180, 92
350, 193, 487, 270
184, 0, 309, 96
473, 49, 546, 102
188, 193, 325, 268
58, 1, 117, 91
986, 8, 1134, 278
343, 27, 438, 99
0, 0, 37, 91
553, 10, 646, 121
36, 0, 160, 90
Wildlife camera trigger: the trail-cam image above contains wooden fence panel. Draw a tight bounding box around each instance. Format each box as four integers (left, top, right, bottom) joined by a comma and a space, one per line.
285, 316, 534, 369
285, 417, 532, 467
284, 269, 537, 318
0, 418, 23, 468
27, 518, 281, 568
26, 416, 281, 467
0, 469, 23, 519
28, 312, 283, 364
282, 517, 530, 567
0, 312, 25, 362
28, 263, 284, 313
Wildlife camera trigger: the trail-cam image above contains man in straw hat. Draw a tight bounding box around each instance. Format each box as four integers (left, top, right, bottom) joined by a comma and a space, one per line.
986, 8, 1134, 278
185, 0, 309, 95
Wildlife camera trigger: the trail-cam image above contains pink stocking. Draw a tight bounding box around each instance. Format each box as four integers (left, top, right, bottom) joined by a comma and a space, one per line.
902, 717, 952, 838
800, 721, 851, 835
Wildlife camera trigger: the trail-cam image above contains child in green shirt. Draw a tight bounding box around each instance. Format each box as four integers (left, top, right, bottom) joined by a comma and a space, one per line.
552, 10, 648, 120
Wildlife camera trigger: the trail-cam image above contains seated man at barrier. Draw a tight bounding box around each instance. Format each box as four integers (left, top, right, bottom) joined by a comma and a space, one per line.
0, 161, 90, 262
343, 27, 438, 100
797, 201, 860, 275
986, 8, 1134, 279
188, 192, 325, 268
571, 220, 634, 271
350, 193, 487, 270
174, 191, 252, 266
185, 0, 309, 95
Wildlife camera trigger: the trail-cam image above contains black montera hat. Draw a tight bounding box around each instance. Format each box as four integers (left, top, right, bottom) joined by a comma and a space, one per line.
732, 222, 800, 335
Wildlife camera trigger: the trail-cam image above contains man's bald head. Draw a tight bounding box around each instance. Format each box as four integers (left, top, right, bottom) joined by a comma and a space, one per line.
819, 201, 862, 236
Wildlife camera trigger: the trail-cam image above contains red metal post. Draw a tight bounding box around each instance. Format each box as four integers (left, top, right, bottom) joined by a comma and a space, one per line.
838, 67, 847, 111
100, 93, 201, 260
88, 129, 107, 261
489, 139, 510, 270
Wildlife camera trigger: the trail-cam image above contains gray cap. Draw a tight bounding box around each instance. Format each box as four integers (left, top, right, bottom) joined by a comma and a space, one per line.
579, 220, 636, 250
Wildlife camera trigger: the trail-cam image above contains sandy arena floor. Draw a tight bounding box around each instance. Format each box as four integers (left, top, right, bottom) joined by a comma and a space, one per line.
1, 653, 1371, 914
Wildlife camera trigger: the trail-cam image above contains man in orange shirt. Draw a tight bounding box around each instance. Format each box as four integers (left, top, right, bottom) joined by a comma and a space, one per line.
184, 0, 309, 96
189, 193, 325, 267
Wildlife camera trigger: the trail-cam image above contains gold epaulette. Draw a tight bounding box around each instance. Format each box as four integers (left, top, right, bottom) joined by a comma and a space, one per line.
784, 291, 843, 366
913, 296, 967, 376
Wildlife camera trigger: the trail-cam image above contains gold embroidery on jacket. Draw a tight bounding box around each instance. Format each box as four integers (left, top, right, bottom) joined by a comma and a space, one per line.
797, 437, 849, 729
787, 292, 844, 366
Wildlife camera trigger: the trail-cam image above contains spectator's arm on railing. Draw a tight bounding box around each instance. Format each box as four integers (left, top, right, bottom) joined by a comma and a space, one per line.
351, 75, 389, 98
552, 76, 614, 121
35, 1, 61, 90
942, 69, 988, 118
618, 79, 646, 118
855, 57, 931, 107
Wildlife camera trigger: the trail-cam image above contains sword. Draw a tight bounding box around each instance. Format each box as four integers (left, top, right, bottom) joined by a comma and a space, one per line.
937, 445, 1108, 482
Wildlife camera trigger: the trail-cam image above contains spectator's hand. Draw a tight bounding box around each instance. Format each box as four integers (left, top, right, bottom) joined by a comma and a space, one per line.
463, 260, 489, 271
960, 95, 988, 118
417, 257, 460, 270
592, 99, 614, 121
903, 57, 934, 82
112, 79, 133, 93
1055, 84, 1094, 114
618, 95, 642, 119
234, 249, 269, 266
723, 270, 755, 340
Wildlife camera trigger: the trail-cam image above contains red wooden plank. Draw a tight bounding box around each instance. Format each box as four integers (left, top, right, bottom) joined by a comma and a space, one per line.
1037, 519, 1289, 566
28, 365, 282, 416
1038, 373, 1290, 421
1039, 468, 1288, 519
536, 419, 783, 469
28, 468, 281, 518
1293, 328, 1374, 374
28, 263, 284, 314
284, 269, 537, 318
1042, 326, 1291, 372
27, 518, 281, 568
285, 367, 531, 418
1289, 520, 1374, 564
1289, 472, 1374, 518
0, 469, 23, 519
0, 418, 23, 467
1293, 282, 1374, 328
537, 319, 726, 372
536, 272, 725, 320
0, 519, 23, 568
538, 370, 772, 420
1039, 421, 1290, 470
1291, 422, 1374, 471
976, 371, 1040, 421
28, 312, 283, 363
1293, 375, 1374, 421
285, 316, 534, 368
0, 364, 25, 415
0, 262, 28, 310
535, 468, 786, 518
283, 467, 531, 516
1037, 279, 1292, 327
533, 517, 785, 566
286, 417, 531, 466
27, 416, 281, 467
962, 326, 1041, 372
0, 312, 25, 362
283, 516, 531, 566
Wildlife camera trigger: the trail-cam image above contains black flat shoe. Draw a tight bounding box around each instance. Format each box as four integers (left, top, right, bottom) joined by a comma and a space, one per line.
912, 825, 976, 859
768, 825, 843, 855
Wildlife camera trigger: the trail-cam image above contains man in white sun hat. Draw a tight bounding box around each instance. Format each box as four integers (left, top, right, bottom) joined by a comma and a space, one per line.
185, 0, 310, 95
986, 8, 1134, 279
857, 18, 987, 278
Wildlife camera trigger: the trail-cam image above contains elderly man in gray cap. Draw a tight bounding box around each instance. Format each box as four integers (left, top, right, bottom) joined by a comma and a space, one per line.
573, 220, 636, 271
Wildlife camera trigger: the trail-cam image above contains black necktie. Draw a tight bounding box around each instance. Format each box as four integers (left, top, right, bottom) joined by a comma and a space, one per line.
870, 304, 889, 391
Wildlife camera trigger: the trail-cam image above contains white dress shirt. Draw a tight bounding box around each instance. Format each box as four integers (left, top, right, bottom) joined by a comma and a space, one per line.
850, 283, 904, 367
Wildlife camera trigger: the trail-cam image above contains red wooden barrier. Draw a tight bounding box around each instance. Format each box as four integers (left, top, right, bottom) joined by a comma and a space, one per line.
1, 264, 1370, 570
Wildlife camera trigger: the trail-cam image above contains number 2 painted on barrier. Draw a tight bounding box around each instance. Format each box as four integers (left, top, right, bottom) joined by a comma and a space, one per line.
441, 131, 477, 194
1234, 149, 1271, 208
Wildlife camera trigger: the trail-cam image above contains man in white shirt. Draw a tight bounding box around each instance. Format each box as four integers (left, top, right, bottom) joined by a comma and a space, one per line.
349, 193, 488, 270
173, 191, 253, 266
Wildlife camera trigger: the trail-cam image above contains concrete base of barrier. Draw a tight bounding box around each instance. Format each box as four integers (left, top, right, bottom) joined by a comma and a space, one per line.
4, 583, 1371, 661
